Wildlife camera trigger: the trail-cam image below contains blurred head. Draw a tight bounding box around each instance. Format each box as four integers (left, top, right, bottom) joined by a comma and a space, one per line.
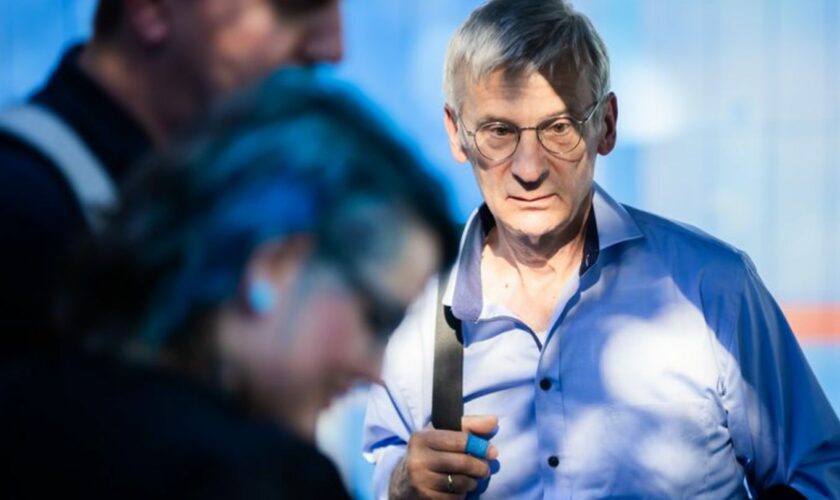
91, 0, 343, 135
69, 70, 458, 439
442, 0, 617, 242
96, 0, 343, 68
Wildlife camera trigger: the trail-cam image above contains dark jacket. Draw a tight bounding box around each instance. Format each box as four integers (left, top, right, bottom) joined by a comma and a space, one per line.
0, 351, 351, 499
0, 45, 152, 354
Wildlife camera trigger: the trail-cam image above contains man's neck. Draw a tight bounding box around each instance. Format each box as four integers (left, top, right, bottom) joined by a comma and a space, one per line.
78, 40, 198, 146
487, 197, 591, 279
480, 199, 592, 332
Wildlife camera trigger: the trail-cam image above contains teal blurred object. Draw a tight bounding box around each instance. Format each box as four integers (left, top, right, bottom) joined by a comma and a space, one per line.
1, 2, 838, 498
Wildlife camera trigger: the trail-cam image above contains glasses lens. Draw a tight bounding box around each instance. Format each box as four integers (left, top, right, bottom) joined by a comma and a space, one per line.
475, 123, 518, 161
473, 118, 586, 161
538, 118, 583, 156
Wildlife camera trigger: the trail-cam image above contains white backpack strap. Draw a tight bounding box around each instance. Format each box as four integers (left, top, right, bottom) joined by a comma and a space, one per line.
0, 104, 118, 231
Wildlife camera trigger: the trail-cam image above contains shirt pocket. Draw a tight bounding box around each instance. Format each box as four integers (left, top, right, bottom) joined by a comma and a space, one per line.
598, 399, 716, 499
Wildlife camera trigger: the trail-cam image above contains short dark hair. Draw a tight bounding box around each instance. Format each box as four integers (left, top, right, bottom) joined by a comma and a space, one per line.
92, 0, 337, 39
93, 0, 123, 39
65, 68, 458, 351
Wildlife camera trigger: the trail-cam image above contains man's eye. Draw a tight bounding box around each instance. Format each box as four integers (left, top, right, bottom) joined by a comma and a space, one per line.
546, 120, 572, 135
486, 124, 514, 137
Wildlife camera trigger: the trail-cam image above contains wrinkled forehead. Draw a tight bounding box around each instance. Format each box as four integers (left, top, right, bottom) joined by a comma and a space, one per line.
462, 65, 592, 115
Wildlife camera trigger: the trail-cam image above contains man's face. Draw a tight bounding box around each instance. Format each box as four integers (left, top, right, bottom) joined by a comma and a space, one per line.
169, 0, 342, 98
241, 221, 440, 440
445, 69, 616, 241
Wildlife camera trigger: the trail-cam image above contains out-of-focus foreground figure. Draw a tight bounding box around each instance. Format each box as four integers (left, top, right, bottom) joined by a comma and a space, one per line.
0, 0, 343, 355
0, 70, 458, 499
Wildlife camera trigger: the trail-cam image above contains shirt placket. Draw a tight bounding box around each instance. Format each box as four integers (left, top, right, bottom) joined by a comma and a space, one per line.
534, 274, 587, 500
534, 217, 600, 499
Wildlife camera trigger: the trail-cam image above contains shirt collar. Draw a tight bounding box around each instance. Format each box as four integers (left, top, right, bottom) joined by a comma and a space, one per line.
444, 182, 643, 322
591, 182, 644, 250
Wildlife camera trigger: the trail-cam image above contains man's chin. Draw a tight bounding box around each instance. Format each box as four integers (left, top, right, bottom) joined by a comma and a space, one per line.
501, 213, 566, 240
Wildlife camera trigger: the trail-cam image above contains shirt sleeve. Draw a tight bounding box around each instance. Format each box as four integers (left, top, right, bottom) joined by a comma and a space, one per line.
363, 382, 412, 500
722, 253, 840, 498
362, 278, 438, 500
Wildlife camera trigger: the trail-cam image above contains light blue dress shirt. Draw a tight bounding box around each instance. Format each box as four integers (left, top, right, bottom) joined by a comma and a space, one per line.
363, 184, 840, 499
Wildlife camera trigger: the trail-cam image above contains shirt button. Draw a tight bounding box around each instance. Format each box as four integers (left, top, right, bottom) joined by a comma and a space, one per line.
539, 378, 552, 391
548, 456, 559, 468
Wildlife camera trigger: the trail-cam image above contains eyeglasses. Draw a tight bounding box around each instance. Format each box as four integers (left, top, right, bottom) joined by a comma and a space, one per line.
460, 95, 608, 162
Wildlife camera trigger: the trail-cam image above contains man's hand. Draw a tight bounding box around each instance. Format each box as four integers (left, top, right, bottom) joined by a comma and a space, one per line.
389, 415, 499, 499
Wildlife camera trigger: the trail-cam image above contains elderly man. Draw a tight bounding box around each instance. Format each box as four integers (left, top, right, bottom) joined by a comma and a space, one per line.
0, 0, 342, 353
363, 0, 840, 498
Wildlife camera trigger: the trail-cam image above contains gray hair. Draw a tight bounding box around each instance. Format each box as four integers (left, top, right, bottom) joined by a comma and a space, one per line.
443, 0, 610, 114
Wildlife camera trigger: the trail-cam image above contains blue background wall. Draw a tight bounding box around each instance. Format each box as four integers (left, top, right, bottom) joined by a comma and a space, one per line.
2, 1, 838, 498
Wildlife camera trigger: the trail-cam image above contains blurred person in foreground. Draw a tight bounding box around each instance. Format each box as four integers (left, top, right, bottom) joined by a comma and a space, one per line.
363, 0, 840, 498
0, 0, 343, 355
0, 70, 458, 499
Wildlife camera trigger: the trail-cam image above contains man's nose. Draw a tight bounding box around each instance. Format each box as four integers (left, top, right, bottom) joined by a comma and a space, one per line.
511, 131, 548, 188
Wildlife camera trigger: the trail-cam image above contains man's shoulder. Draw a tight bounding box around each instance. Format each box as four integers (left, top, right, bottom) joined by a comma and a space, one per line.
621, 204, 752, 280
379, 275, 440, 380
386, 275, 440, 348
0, 129, 57, 168
0, 132, 82, 226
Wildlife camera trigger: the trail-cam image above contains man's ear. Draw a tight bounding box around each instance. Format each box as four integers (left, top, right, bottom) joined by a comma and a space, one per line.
597, 92, 618, 156
124, 0, 171, 46
443, 106, 469, 164
242, 236, 313, 316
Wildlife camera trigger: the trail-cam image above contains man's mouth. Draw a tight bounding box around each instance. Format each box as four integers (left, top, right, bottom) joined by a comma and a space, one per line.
509, 194, 554, 203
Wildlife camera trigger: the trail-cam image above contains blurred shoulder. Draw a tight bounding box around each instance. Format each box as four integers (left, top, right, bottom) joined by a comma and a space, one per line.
0, 133, 82, 227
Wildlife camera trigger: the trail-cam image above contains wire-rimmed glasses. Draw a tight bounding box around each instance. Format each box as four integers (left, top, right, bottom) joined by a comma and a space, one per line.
460, 94, 608, 162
